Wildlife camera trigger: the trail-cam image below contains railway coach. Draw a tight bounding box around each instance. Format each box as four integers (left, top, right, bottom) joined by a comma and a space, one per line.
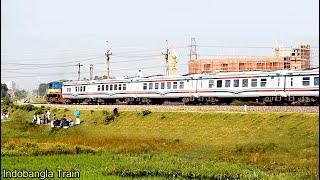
61, 68, 319, 105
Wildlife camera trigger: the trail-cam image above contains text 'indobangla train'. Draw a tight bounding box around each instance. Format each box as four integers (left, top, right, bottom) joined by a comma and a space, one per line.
54, 68, 319, 105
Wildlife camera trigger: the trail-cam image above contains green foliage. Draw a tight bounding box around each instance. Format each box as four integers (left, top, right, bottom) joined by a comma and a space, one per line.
14, 90, 28, 100
142, 110, 152, 116
1, 108, 318, 179
64, 108, 69, 112
90, 110, 94, 114
38, 83, 48, 97
18, 104, 36, 112
1, 83, 8, 98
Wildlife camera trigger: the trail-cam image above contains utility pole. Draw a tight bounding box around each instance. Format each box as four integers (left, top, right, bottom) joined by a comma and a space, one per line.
76, 63, 83, 81
105, 41, 112, 79
189, 37, 198, 61
89, 64, 93, 80
162, 40, 169, 76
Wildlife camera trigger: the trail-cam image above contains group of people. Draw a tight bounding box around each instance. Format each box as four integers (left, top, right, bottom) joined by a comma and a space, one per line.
33, 110, 51, 125
32, 110, 81, 129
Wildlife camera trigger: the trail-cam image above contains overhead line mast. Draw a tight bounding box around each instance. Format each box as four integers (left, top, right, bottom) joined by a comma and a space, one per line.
76, 63, 83, 81
105, 41, 112, 79
162, 40, 169, 76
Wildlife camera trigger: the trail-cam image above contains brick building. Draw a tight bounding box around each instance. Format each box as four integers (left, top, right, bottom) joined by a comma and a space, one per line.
188, 44, 311, 74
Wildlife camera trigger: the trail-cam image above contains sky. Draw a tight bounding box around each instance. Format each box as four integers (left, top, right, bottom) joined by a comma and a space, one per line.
1, 0, 319, 91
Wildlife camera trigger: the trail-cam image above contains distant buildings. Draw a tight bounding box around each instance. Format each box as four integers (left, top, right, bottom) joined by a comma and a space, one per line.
188, 44, 311, 74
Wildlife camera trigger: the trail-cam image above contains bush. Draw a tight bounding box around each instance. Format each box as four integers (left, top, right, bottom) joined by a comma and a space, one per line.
142, 110, 152, 116
105, 114, 115, 124
90, 110, 94, 114
19, 104, 36, 112
64, 108, 69, 112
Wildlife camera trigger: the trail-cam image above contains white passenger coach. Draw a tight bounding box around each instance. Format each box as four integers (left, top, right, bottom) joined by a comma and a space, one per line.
62, 68, 319, 105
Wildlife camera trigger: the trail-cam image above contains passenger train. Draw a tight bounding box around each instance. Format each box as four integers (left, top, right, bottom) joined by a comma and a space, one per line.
60, 68, 319, 105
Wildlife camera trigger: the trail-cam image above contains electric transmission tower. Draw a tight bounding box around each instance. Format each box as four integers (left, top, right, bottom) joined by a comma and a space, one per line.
189, 37, 199, 61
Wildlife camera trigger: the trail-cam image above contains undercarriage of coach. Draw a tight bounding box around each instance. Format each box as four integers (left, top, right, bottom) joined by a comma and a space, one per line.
63, 96, 319, 106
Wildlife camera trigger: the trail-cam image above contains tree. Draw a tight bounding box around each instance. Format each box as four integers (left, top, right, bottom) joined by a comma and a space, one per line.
1, 83, 8, 99
14, 90, 28, 100
38, 83, 48, 97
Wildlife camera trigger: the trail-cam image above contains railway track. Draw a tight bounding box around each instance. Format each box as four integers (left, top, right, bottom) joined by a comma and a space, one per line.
29, 103, 319, 113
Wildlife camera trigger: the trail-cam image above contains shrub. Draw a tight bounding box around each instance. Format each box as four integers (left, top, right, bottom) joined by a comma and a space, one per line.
19, 104, 36, 112
142, 110, 152, 116
90, 110, 94, 114
64, 108, 69, 112
102, 110, 109, 115
105, 114, 115, 124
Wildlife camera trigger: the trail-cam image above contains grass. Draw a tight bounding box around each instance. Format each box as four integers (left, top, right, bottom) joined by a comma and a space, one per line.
1, 105, 319, 179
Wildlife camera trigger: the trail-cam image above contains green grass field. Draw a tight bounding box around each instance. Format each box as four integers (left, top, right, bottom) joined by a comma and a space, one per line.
1, 106, 319, 179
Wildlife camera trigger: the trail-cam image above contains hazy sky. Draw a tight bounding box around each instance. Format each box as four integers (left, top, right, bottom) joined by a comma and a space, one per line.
1, 0, 319, 91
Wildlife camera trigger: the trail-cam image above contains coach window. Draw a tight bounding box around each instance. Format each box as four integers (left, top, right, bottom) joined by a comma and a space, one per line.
97, 85, 100, 91
155, 83, 159, 89
290, 78, 293, 86
209, 80, 214, 88
114, 84, 118, 90
167, 82, 171, 89
161, 82, 165, 89
260, 79, 267, 87
149, 83, 153, 90
179, 82, 184, 89
75, 87, 78, 92
173, 82, 178, 89
119, 84, 122, 90
106, 85, 109, 91
242, 79, 248, 87
143, 83, 147, 90
251, 79, 257, 87
234, 79, 239, 87
225, 80, 231, 87
102, 85, 105, 91
314, 77, 319, 86
277, 78, 280, 86
302, 77, 310, 86
110, 84, 113, 91
123, 84, 127, 90
83, 86, 86, 92
217, 80, 222, 88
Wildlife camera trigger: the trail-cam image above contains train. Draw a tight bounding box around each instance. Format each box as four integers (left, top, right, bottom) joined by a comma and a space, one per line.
46, 68, 319, 105
45, 81, 65, 104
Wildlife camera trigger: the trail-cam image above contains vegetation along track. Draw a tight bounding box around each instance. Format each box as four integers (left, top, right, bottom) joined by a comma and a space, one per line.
31, 103, 319, 113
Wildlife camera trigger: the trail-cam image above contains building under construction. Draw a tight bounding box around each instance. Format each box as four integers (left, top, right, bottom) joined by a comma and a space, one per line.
188, 44, 311, 74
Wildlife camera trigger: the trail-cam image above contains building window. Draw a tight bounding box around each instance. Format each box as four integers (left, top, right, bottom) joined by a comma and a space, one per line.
257, 63, 264, 70
143, 83, 147, 90
161, 82, 165, 89
114, 84, 117, 90
179, 82, 184, 89
225, 80, 231, 87
123, 84, 127, 90
149, 83, 153, 90
217, 80, 222, 88
314, 77, 319, 86
204, 64, 211, 73
110, 85, 113, 91
209, 80, 214, 88
97, 85, 100, 91
251, 79, 257, 87
239, 63, 245, 71
242, 79, 248, 87
167, 82, 171, 89
155, 83, 159, 89
173, 82, 178, 89
106, 85, 109, 91
234, 79, 239, 87
119, 84, 122, 90
261, 79, 267, 87
101, 85, 104, 91
221, 64, 228, 72
303, 77, 310, 86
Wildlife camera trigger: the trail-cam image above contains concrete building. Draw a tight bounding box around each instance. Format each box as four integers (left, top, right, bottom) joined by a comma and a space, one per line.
188, 44, 311, 74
